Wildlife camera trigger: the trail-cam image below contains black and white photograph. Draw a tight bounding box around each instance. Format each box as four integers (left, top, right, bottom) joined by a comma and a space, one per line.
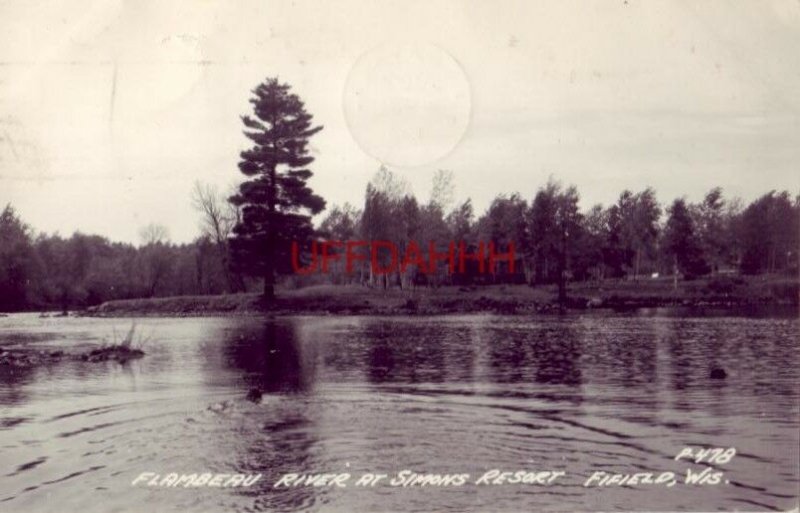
1, 1, 798, 512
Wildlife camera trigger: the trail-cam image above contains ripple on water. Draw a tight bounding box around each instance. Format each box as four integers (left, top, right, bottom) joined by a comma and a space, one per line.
0, 313, 796, 512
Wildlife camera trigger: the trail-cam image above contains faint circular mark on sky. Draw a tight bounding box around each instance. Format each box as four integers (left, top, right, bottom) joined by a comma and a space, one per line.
343, 42, 472, 168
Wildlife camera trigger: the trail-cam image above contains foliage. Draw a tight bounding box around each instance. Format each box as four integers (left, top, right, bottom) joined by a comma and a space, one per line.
663, 198, 710, 279
0, 205, 37, 311
1, 170, 798, 311
229, 78, 325, 299
739, 191, 799, 274
191, 182, 243, 292
616, 188, 661, 279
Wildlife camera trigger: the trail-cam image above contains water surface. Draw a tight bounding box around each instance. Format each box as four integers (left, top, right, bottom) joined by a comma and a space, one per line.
0, 312, 797, 512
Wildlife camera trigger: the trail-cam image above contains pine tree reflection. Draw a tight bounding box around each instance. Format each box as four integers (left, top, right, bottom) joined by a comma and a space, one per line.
220, 320, 320, 511
223, 320, 313, 394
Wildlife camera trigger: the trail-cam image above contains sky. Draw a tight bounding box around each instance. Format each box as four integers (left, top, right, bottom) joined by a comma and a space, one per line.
1, 0, 799, 244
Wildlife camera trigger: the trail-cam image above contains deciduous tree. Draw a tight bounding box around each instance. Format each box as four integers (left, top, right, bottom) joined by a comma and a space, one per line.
663, 198, 709, 283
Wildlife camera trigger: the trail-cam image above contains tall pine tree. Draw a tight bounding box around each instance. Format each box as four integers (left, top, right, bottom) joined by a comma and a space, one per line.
229, 78, 325, 300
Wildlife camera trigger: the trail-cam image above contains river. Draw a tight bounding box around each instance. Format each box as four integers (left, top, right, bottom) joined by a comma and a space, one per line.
0, 311, 797, 512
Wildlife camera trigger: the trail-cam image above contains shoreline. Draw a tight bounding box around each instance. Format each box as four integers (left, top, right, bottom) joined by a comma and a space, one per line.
77, 278, 799, 318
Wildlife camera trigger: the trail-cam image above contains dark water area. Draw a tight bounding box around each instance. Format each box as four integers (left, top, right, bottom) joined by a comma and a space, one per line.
0, 311, 797, 512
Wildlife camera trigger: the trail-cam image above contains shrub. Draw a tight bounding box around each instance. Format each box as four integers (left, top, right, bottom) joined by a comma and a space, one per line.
704, 276, 745, 295
769, 282, 799, 303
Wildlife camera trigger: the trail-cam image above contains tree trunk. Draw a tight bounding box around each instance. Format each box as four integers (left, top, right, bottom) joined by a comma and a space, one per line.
195, 253, 204, 294
672, 254, 678, 291
558, 231, 567, 305
263, 275, 275, 300
218, 243, 241, 293
263, 248, 275, 301
263, 159, 278, 302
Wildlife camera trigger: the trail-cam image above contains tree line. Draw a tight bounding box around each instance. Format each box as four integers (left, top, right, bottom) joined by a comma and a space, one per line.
315, 167, 799, 292
0, 203, 244, 312
2, 172, 794, 312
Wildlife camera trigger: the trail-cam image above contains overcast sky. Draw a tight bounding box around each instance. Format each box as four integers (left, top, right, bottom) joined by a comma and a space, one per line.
1, 0, 799, 244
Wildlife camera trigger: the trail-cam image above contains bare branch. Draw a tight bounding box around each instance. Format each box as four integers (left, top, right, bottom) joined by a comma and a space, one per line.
191, 181, 236, 244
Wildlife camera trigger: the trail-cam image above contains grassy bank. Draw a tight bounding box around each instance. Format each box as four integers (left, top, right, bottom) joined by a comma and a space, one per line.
83, 275, 799, 317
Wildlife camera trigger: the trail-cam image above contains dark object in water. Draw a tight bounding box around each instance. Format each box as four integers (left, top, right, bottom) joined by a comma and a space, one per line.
80, 346, 144, 364
1, 348, 66, 367
246, 388, 263, 403
709, 368, 727, 380
1, 345, 143, 368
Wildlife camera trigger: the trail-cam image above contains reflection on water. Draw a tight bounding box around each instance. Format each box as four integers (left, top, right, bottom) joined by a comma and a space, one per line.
225, 322, 314, 394
0, 312, 797, 512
